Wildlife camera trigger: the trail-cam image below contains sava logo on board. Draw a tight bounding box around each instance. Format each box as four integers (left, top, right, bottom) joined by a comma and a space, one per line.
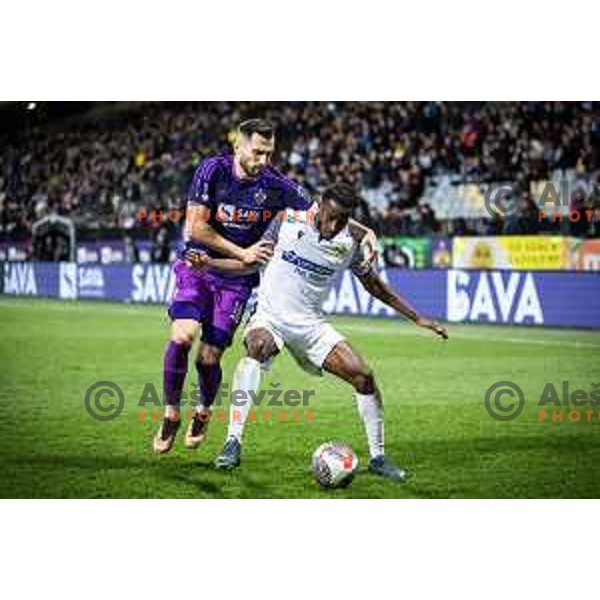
447, 270, 544, 324
3, 263, 38, 296
131, 264, 175, 303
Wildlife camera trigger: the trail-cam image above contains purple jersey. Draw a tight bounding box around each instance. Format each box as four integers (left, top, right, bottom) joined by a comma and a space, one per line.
184, 155, 313, 284
169, 155, 313, 346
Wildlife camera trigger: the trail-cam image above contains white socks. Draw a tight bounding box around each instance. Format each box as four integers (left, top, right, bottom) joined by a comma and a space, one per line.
224, 360, 385, 459
227, 357, 262, 442
356, 393, 384, 459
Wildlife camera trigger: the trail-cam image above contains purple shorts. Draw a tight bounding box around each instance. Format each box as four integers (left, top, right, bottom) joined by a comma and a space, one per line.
168, 259, 252, 349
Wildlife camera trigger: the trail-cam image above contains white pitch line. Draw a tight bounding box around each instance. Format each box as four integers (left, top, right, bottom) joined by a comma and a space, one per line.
337, 323, 600, 349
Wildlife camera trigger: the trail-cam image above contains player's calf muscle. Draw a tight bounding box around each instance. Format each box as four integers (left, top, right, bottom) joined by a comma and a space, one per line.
324, 343, 377, 395
334, 364, 378, 395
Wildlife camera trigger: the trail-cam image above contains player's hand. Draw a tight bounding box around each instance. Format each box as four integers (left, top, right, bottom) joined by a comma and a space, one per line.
416, 317, 449, 340
359, 229, 379, 269
242, 240, 274, 265
185, 250, 211, 271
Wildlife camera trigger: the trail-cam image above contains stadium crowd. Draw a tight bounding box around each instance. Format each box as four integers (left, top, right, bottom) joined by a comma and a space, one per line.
1, 101, 599, 242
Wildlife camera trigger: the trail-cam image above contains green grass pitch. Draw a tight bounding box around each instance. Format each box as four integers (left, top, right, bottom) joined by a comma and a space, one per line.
1, 296, 599, 498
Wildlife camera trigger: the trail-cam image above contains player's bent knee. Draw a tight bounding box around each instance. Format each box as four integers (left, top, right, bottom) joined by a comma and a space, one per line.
245, 330, 277, 363
170, 320, 198, 346
352, 369, 376, 394
171, 333, 194, 346
198, 345, 222, 367
246, 339, 265, 361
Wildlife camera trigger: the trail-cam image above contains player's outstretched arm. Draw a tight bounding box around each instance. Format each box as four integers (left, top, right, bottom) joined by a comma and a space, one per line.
187, 206, 273, 265
356, 269, 449, 340
348, 219, 379, 268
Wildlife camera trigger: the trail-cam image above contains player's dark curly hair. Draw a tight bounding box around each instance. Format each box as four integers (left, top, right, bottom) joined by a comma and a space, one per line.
321, 183, 359, 210
238, 118, 275, 140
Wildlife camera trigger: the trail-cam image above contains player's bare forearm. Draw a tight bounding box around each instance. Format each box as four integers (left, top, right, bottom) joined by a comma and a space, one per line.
186, 206, 274, 265
348, 218, 370, 238
183, 249, 259, 275
357, 270, 448, 339
358, 270, 419, 321
207, 258, 259, 275
187, 209, 245, 260
348, 219, 378, 267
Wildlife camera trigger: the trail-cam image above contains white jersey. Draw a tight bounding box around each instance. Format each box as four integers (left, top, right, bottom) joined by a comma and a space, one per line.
256, 208, 369, 324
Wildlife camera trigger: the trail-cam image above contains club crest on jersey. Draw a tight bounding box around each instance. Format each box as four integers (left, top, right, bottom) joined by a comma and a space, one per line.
253, 188, 267, 205
329, 244, 350, 258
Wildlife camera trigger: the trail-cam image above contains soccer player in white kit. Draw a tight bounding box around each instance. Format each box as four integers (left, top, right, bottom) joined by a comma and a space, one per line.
195, 183, 448, 480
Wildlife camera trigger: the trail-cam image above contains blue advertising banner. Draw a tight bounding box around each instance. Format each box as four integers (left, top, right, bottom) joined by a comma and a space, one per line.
446, 269, 600, 328
3, 262, 60, 297
2, 263, 599, 329
323, 269, 446, 320
319, 268, 600, 328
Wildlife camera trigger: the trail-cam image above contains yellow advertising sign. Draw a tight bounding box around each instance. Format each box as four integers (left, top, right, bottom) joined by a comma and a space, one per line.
452, 236, 571, 270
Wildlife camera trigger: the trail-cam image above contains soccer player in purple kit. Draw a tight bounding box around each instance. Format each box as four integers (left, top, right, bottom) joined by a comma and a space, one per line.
153, 119, 376, 453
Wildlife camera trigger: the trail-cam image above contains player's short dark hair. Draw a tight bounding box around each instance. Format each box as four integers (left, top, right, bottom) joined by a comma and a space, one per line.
238, 118, 275, 140
321, 183, 359, 211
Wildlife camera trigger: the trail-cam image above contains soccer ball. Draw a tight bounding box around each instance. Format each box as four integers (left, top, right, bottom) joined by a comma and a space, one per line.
312, 442, 358, 488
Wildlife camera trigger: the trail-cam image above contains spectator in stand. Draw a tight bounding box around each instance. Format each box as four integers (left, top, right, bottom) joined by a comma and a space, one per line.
504, 193, 540, 235
151, 225, 171, 263
568, 188, 589, 237
414, 203, 440, 236
1, 101, 598, 241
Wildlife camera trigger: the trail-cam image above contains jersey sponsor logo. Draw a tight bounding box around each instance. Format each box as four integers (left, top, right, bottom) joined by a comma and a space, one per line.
215, 203, 270, 226
281, 250, 335, 276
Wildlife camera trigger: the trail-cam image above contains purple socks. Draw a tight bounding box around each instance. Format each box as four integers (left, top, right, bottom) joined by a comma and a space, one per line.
163, 340, 223, 412
196, 359, 222, 409
163, 341, 191, 410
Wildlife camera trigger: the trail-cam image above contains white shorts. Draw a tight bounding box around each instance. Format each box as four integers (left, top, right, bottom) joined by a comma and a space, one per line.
244, 309, 345, 375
